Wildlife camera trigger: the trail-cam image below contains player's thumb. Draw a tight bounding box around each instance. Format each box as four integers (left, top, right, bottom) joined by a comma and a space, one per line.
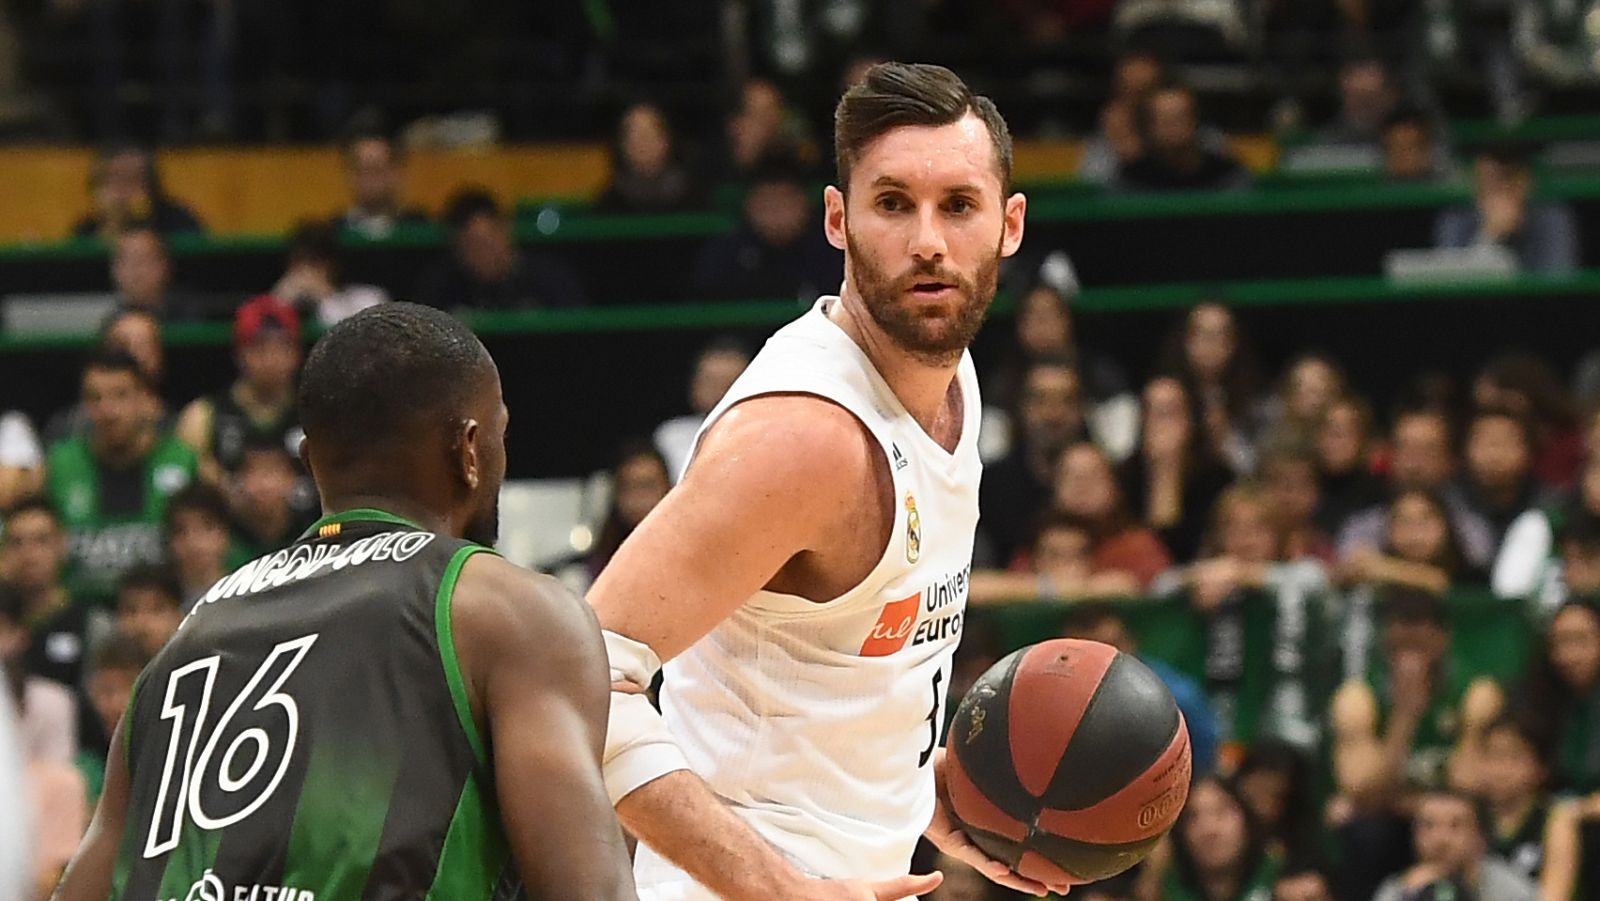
871, 871, 943, 900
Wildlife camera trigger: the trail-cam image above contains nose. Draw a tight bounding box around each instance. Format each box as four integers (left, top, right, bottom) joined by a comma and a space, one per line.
908, 204, 947, 263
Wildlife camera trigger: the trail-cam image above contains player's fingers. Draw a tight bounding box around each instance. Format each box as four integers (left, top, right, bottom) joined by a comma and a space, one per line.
869, 871, 943, 900
610, 680, 645, 695
935, 837, 1051, 897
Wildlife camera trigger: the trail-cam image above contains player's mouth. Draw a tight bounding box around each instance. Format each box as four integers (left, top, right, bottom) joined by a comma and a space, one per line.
908, 281, 957, 299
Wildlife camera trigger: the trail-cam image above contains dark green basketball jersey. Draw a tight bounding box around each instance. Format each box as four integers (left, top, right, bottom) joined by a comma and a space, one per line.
110, 509, 520, 901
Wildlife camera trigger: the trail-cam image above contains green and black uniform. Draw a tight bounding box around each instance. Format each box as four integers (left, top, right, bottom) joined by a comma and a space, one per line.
109, 510, 521, 901
1366, 660, 1473, 791
205, 387, 319, 527
1491, 801, 1550, 884
45, 434, 198, 606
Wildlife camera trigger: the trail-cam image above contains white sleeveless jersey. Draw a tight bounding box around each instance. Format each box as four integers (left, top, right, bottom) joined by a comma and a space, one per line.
635, 296, 982, 898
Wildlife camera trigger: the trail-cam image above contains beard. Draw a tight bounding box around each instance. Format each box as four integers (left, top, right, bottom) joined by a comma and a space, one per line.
463, 495, 500, 548
846, 229, 1002, 366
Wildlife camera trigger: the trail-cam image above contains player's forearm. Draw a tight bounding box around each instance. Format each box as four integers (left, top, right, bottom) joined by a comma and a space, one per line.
617, 770, 807, 901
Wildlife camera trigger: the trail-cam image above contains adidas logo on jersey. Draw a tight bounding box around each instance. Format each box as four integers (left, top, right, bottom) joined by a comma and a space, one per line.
891, 443, 908, 470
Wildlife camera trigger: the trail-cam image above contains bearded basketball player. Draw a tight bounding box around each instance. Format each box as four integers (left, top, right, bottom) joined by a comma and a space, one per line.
591, 63, 1070, 900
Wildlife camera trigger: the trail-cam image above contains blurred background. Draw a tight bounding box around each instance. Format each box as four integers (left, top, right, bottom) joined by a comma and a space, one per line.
7, 1, 1600, 900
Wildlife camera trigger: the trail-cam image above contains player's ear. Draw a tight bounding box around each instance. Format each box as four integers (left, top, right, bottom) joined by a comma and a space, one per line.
457, 418, 482, 491
824, 185, 847, 251
1000, 192, 1026, 258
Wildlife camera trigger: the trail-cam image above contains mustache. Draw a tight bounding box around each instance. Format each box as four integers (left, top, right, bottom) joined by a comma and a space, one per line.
893, 259, 966, 289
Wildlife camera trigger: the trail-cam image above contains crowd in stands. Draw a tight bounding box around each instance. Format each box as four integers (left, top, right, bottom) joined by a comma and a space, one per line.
4, 7, 1600, 901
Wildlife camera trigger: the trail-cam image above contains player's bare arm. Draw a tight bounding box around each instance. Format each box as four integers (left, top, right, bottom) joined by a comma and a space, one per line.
452, 553, 637, 901
52, 718, 132, 901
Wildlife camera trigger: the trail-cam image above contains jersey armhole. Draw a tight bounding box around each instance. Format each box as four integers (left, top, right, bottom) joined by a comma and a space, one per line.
122, 666, 151, 769
435, 545, 493, 768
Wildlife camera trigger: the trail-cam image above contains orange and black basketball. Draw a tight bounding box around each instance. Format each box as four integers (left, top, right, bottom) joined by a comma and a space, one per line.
944, 638, 1191, 886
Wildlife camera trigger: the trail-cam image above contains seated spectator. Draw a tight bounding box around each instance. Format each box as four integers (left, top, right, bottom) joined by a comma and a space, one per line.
1337, 407, 1497, 573
164, 484, 237, 606
1382, 107, 1450, 183
1520, 598, 1600, 794
271, 222, 390, 326
1234, 740, 1317, 861
1259, 444, 1334, 564
970, 513, 1139, 605
691, 152, 840, 302
0, 411, 42, 517
113, 564, 182, 657
176, 295, 308, 504
1312, 394, 1385, 537
78, 631, 150, 804
596, 102, 705, 214
1479, 712, 1555, 885
333, 131, 430, 241
44, 349, 198, 605
1340, 488, 1482, 595
1435, 144, 1580, 275
1255, 353, 1345, 451
980, 356, 1091, 566
3, 654, 86, 901
1475, 351, 1585, 489
1078, 50, 1164, 184
569, 440, 671, 591
71, 146, 204, 239
1116, 83, 1251, 193
1315, 56, 1400, 152
110, 226, 202, 321
1052, 441, 1173, 588
0, 587, 76, 766
1269, 860, 1333, 901
1061, 601, 1219, 775
45, 307, 170, 446
653, 337, 750, 482
1119, 377, 1233, 563
0, 497, 90, 690
417, 188, 585, 311
1329, 589, 1504, 899
1157, 302, 1265, 475
1459, 406, 1544, 552
1371, 789, 1537, 901
1156, 774, 1280, 901
229, 436, 309, 559
720, 78, 809, 182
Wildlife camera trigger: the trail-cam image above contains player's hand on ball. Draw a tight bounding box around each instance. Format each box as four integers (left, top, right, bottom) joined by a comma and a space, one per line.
925, 749, 1071, 897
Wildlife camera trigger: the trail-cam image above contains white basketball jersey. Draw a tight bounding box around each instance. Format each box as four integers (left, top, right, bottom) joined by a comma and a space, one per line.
635, 296, 982, 898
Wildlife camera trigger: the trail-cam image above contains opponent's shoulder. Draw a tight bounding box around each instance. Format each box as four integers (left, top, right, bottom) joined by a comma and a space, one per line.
693, 393, 882, 488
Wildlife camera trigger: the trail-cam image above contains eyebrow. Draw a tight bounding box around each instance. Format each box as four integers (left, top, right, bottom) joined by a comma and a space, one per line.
868, 176, 984, 196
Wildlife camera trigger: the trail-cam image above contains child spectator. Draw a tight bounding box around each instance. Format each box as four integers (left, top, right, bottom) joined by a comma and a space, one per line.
164, 483, 238, 606
114, 564, 183, 657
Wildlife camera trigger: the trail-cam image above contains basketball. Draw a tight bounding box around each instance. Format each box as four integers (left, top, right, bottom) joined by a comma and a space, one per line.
943, 638, 1192, 886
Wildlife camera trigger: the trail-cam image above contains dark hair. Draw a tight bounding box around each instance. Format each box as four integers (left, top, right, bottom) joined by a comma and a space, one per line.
1485, 709, 1554, 768
1031, 507, 1094, 548
1480, 352, 1580, 432
1519, 597, 1600, 746
298, 301, 491, 455
1379, 584, 1450, 628
81, 346, 152, 391
1477, 141, 1533, 171
1384, 486, 1466, 576
164, 483, 232, 535
1383, 105, 1433, 137
239, 432, 297, 467
833, 62, 1012, 194
287, 221, 341, 275
1060, 599, 1125, 639
1171, 774, 1269, 901
4, 494, 59, 526
0, 581, 24, 627
1418, 787, 1490, 836
1320, 393, 1376, 470
1156, 301, 1265, 424
588, 438, 670, 576
1273, 857, 1334, 894
441, 187, 503, 232
696, 335, 750, 367
1235, 740, 1318, 858
1560, 509, 1600, 554
118, 563, 182, 608
90, 629, 153, 675
746, 149, 809, 190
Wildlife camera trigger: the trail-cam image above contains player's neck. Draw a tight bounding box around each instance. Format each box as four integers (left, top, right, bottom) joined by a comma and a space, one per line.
828, 292, 961, 431
319, 494, 455, 537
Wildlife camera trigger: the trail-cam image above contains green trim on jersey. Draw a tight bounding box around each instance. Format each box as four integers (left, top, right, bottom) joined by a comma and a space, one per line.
436, 545, 491, 766
155, 816, 224, 900
424, 780, 513, 901
299, 508, 426, 541
280, 736, 403, 900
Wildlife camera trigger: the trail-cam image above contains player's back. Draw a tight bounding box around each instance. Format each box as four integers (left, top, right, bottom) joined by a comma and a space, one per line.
109, 509, 517, 901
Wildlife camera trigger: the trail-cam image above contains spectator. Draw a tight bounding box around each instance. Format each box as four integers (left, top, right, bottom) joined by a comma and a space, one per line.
1370, 789, 1537, 901
1340, 488, 1481, 595
1234, 740, 1318, 861
1157, 303, 1265, 476
334, 131, 430, 241
980, 356, 1091, 566
1256, 353, 1345, 451
109, 227, 196, 321
1520, 598, 1600, 794
71, 146, 204, 239
1052, 441, 1172, 588
44, 307, 169, 446
0, 498, 90, 689
1475, 351, 1585, 489
1312, 394, 1385, 537
78, 631, 150, 804
970, 512, 1139, 605
1078, 50, 1165, 184
43, 348, 199, 605
113, 563, 182, 657
0, 411, 43, 519
0, 586, 76, 766
3, 653, 86, 901
1116, 83, 1251, 193
722, 78, 808, 181
1119, 377, 1233, 563
1495, 466, 1600, 614
691, 152, 840, 302
229, 436, 308, 559
596, 102, 706, 214
653, 337, 750, 482
1459, 407, 1543, 551
270, 222, 390, 326
1381, 107, 1449, 183
1260, 444, 1334, 564
1336, 408, 1497, 572
1329, 589, 1504, 899
164, 484, 238, 606
1061, 601, 1220, 776
579, 440, 671, 588
1479, 712, 1555, 885
1316, 56, 1400, 151
417, 188, 586, 311
1435, 144, 1580, 275
1157, 774, 1280, 901
176, 295, 306, 492
1269, 860, 1333, 901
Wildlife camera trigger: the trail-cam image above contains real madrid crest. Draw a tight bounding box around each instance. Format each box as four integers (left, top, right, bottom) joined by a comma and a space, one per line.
904, 492, 921, 563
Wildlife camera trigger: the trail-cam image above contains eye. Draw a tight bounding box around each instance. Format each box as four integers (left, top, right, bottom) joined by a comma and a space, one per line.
946, 196, 975, 214
876, 194, 908, 213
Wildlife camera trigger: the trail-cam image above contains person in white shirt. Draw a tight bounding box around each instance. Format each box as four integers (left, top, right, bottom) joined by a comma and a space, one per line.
590, 62, 1064, 900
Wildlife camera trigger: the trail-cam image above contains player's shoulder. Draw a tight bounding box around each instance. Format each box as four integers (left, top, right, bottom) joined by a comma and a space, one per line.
450, 553, 595, 645
694, 393, 881, 483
